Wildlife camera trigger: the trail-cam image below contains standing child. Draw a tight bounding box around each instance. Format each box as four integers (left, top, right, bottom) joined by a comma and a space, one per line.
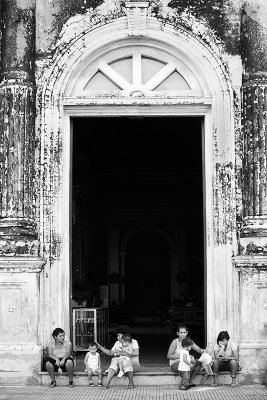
198, 343, 214, 385
178, 338, 194, 390
117, 335, 133, 377
84, 342, 102, 387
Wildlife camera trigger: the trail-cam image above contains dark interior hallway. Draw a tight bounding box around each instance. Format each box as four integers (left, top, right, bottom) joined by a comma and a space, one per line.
72, 116, 205, 366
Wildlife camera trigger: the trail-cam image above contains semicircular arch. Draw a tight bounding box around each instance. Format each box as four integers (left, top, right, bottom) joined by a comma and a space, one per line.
120, 226, 175, 254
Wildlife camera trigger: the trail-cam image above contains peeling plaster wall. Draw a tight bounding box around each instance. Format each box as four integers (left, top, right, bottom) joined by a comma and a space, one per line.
241, 0, 267, 80
166, 0, 241, 55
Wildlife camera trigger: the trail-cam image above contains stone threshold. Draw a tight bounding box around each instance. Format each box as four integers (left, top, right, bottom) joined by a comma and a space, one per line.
38, 371, 238, 386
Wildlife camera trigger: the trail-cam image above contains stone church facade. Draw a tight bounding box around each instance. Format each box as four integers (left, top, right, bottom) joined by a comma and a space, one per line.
0, 0, 267, 385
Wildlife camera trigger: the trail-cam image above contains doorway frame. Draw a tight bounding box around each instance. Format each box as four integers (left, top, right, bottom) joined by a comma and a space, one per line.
37, 15, 240, 347
64, 105, 210, 339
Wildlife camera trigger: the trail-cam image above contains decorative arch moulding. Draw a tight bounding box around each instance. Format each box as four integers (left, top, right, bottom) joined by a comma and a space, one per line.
38, 2, 236, 99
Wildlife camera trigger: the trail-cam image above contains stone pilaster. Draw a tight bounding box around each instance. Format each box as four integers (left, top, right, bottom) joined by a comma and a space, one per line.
0, 0, 37, 255
0, 0, 46, 385
240, 81, 267, 255
239, 0, 267, 255
235, 0, 267, 383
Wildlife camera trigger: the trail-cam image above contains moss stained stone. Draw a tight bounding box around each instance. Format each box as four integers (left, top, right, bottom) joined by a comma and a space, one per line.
167, 0, 240, 55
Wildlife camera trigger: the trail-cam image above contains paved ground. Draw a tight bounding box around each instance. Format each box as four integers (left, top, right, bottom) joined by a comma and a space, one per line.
0, 385, 266, 399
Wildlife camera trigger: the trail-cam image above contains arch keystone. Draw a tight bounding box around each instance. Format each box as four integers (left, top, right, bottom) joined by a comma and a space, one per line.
125, 1, 149, 36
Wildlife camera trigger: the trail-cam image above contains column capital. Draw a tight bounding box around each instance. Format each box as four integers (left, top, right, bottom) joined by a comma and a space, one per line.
0, 218, 39, 256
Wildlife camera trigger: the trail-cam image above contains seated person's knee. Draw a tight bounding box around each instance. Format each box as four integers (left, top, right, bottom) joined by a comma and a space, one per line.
122, 359, 131, 369
229, 359, 237, 365
45, 361, 54, 369
65, 359, 73, 368
190, 358, 196, 367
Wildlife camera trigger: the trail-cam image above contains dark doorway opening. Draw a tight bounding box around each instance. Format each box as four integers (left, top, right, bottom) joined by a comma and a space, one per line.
72, 116, 204, 369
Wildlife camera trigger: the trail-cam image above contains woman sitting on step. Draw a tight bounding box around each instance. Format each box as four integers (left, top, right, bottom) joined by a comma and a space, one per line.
45, 327, 74, 388
167, 324, 204, 387
97, 331, 140, 389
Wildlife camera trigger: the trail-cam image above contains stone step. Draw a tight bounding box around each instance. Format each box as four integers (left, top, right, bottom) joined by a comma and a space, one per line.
39, 371, 237, 387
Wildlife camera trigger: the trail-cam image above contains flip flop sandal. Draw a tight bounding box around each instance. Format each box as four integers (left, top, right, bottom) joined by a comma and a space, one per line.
125, 385, 134, 389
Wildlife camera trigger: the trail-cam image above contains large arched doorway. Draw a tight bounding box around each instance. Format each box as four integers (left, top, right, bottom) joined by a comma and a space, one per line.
38, 8, 237, 359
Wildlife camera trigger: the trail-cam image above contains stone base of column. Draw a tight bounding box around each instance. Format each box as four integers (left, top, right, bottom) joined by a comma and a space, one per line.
0, 256, 46, 384
239, 216, 267, 255
238, 342, 267, 385
233, 255, 267, 383
0, 343, 42, 385
0, 218, 39, 256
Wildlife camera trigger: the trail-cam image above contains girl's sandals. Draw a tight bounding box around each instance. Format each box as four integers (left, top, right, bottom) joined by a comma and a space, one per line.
104, 385, 110, 389
49, 381, 56, 388
125, 384, 134, 389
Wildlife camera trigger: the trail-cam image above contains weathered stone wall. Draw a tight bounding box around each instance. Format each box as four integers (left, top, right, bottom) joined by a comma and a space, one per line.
167, 0, 241, 55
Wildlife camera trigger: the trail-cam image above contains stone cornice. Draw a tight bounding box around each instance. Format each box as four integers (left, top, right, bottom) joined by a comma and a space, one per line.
232, 255, 267, 269
0, 256, 46, 273
0, 342, 41, 352
242, 79, 267, 88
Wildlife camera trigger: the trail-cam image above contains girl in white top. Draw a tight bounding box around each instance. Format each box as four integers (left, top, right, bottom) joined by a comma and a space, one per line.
117, 337, 133, 377
178, 338, 194, 390
84, 342, 102, 387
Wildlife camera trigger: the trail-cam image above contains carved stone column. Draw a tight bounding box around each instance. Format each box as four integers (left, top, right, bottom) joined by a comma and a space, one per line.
235, 0, 267, 383
0, 0, 46, 385
239, 0, 267, 255
0, 0, 38, 255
